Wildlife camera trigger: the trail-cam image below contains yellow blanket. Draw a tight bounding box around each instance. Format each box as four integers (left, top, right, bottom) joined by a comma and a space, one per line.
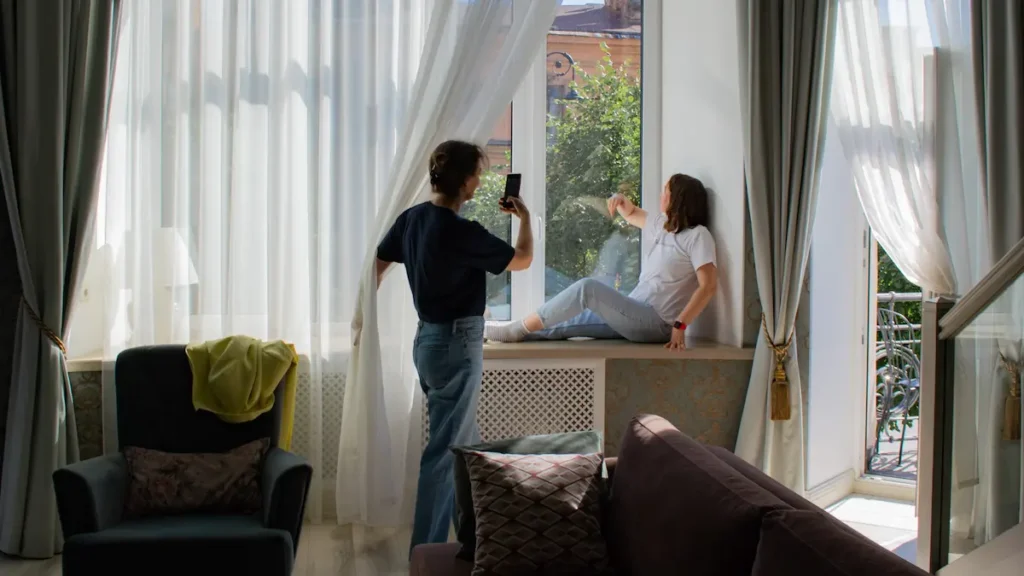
186, 336, 298, 450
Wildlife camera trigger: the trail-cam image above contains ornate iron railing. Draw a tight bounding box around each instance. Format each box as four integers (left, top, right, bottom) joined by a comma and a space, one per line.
869, 292, 923, 477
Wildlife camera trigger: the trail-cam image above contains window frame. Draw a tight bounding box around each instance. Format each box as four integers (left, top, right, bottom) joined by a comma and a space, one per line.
505, 0, 661, 320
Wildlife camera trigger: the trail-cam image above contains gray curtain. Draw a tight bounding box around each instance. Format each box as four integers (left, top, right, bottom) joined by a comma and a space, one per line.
971, 0, 1024, 543
733, 0, 837, 493
973, 0, 1024, 259
0, 0, 122, 558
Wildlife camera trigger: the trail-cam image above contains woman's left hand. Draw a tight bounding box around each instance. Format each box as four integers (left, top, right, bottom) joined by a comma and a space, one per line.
665, 328, 686, 351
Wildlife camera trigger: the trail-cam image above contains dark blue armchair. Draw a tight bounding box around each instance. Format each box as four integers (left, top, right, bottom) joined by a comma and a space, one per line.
53, 345, 312, 575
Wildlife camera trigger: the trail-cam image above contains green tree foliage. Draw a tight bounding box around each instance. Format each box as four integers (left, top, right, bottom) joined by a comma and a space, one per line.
545, 47, 641, 297
876, 243, 921, 324
461, 44, 642, 302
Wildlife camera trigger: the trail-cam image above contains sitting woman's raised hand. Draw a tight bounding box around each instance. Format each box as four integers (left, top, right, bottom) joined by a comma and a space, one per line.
607, 192, 634, 218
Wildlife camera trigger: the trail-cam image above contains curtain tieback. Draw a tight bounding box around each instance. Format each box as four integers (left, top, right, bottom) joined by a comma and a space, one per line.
20, 295, 68, 356
999, 353, 1021, 441
761, 314, 794, 421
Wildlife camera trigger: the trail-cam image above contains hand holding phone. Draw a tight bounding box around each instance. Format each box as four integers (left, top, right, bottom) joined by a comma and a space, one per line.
499, 173, 522, 209
500, 195, 528, 219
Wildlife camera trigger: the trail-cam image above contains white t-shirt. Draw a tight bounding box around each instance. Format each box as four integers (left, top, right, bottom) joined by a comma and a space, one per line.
628, 213, 717, 324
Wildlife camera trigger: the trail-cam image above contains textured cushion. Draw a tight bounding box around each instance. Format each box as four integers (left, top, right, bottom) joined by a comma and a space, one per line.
124, 438, 268, 518
452, 430, 603, 560
465, 450, 612, 576
61, 514, 293, 576
609, 415, 788, 575
752, 509, 929, 576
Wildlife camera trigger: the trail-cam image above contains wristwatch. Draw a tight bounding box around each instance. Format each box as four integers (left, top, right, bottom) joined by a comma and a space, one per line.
673, 321, 687, 331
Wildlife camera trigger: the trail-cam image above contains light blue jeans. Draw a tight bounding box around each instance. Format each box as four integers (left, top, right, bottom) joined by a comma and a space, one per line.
410, 316, 484, 553
526, 278, 672, 343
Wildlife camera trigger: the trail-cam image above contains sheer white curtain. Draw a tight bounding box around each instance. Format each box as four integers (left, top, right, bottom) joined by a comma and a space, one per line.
336, 0, 560, 527
831, 0, 957, 296
87, 0, 438, 522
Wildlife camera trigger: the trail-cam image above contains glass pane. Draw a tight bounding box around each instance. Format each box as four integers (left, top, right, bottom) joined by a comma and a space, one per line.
946, 272, 1024, 566
544, 1, 643, 300
463, 105, 512, 321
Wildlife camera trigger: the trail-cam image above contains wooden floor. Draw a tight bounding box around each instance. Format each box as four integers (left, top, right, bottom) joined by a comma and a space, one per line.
0, 524, 411, 576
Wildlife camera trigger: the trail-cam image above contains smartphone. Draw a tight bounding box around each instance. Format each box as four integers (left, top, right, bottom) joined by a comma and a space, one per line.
501, 173, 522, 209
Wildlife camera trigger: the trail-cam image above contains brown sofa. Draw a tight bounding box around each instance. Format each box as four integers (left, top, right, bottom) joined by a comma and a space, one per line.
410, 414, 928, 575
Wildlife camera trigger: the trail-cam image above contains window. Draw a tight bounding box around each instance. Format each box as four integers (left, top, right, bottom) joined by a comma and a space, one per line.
465, 0, 650, 320
67, 0, 657, 357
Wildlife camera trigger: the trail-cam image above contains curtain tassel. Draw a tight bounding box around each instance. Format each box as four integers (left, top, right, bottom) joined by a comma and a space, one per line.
762, 314, 794, 421
19, 294, 67, 356
999, 353, 1021, 441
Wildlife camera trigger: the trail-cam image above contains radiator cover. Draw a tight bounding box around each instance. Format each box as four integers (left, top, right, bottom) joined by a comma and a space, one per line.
423, 360, 605, 446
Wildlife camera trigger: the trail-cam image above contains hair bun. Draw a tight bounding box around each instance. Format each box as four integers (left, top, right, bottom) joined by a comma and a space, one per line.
427, 140, 486, 199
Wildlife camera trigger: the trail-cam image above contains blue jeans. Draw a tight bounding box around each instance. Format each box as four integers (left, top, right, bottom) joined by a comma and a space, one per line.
526, 278, 671, 343
410, 316, 484, 552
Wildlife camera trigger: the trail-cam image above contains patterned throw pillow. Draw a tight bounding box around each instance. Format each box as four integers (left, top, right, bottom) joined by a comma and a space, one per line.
124, 437, 268, 518
451, 430, 604, 560
465, 450, 612, 576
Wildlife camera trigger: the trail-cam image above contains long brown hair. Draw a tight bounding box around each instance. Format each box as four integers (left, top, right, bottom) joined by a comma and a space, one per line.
664, 173, 710, 233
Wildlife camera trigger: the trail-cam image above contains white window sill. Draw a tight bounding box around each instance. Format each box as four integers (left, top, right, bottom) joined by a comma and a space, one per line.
483, 338, 754, 361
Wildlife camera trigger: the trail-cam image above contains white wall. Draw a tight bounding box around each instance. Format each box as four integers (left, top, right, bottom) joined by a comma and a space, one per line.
656, 0, 747, 347
806, 122, 871, 489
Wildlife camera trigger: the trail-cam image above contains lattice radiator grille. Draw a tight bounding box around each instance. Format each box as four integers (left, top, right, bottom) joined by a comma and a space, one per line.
288, 364, 600, 480
291, 372, 344, 482
423, 366, 598, 446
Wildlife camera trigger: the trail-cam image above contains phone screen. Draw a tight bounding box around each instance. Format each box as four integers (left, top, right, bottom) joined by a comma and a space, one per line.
503, 173, 522, 200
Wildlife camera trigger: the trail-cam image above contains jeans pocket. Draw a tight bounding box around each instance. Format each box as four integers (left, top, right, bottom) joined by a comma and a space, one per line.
463, 326, 484, 344
415, 339, 450, 382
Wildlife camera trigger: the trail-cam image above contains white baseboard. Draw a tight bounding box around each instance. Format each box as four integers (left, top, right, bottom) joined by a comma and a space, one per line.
853, 475, 917, 503
807, 468, 857, 509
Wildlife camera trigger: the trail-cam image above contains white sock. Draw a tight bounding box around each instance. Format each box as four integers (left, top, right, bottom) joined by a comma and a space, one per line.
485, 321, 529, 343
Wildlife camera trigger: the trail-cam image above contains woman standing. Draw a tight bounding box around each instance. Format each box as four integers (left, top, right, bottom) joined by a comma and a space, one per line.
375, 140, 533, 550
485, 173, 717, 350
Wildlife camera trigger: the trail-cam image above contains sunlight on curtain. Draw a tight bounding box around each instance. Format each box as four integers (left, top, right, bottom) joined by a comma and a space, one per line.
336, 0, 561, 528
88, 0, 434, 522
830, 0, 957, 296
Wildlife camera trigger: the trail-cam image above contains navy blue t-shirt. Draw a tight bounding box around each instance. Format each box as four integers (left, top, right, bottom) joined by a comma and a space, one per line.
376, 203, 515, 323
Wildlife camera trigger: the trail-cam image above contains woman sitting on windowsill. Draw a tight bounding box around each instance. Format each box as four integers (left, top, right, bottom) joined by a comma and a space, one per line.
484, 173, 718, 350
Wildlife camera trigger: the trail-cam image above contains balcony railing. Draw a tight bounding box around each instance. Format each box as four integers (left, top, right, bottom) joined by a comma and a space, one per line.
869, 292, 924, 480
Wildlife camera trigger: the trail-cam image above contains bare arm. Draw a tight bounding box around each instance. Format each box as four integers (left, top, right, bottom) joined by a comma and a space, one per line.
375, 258, 392, 288
608, 192, 647, 229
665, 263, 717, 350
676, 263, 718, 326
504, 198, 534, 272
618, 203, 648, 229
